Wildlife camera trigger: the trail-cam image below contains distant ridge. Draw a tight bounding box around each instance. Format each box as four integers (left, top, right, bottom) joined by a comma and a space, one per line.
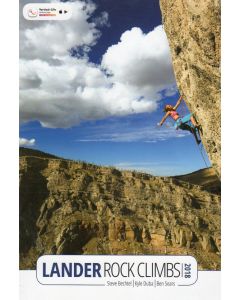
19, 147, 60, 159
19, 147, 220, 194
175, 168, 220, 195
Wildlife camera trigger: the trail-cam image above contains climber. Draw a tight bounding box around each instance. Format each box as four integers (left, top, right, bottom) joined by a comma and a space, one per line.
157, 95, 202, 144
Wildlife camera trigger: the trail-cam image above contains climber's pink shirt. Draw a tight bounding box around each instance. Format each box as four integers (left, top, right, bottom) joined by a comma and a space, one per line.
169, 110, 179, 120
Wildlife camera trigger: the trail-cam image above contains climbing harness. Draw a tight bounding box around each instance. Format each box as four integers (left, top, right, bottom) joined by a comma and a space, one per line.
173, 113, 194, 130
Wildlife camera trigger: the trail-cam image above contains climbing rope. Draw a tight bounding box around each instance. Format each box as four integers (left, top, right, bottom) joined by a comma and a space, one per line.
196, 139, 210, 168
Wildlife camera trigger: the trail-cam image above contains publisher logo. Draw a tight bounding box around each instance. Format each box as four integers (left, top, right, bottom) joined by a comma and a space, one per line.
23, 3, 72, 21
28, 8, 38, 18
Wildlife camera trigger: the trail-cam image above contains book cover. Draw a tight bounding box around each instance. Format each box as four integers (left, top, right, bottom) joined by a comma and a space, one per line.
19, 1, 221, 299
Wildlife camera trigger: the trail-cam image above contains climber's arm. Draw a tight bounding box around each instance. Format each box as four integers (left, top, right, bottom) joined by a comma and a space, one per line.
157, 112, 170, 126
173, 95, 183, 110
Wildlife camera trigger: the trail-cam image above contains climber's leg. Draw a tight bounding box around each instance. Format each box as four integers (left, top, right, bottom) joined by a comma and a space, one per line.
174, 118, 182, 130
190, 115, 198, 127
181, 113, 193, 124
190, 115, 202, 131
191, 128, 201, 145
191, 117, 203, 136
179, 123, 201, 144
182, 113, 202, 133
179, 123, 191, 132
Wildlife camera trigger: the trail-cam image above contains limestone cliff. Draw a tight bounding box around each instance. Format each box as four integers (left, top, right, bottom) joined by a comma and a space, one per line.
159, 0, 221, 176
19, 149, 220, 270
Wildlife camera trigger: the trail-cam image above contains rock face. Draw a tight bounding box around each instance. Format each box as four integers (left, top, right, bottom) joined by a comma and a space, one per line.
159, 0, 221, 176
19, 150, 220, 270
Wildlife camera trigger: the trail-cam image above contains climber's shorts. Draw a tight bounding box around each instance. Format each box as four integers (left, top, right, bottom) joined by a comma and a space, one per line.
174, 113, 193, 129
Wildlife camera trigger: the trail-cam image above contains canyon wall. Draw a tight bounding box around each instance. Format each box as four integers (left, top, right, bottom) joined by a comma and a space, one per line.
20, 152, 220, 270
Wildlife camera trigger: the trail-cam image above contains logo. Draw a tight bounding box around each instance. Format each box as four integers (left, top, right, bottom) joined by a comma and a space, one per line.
28, 8, 38, 18
24, 4, 72, 21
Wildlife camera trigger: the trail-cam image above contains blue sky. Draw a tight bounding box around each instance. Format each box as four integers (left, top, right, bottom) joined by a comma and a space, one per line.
19, 0, 210, 176
86, 0, 162, 63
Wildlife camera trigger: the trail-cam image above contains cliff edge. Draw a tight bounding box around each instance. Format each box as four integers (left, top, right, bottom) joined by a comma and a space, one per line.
159, 0, 221, 176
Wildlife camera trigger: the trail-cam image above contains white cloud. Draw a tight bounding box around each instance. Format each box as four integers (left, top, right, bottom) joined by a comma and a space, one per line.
101, 26, 176, 95
20, 1, 177, 128
113, 161, 184, 176
114, 162, 161, 175
76, 126, 189, 143
20, 56, 157, 127
19, 138, 36, 147
163, 85, 178, 97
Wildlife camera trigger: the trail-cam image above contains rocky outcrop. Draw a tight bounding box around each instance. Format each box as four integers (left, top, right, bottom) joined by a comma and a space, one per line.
159, 0, 221, 176
175, 167, 221, 195
19, 150, 220, 270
